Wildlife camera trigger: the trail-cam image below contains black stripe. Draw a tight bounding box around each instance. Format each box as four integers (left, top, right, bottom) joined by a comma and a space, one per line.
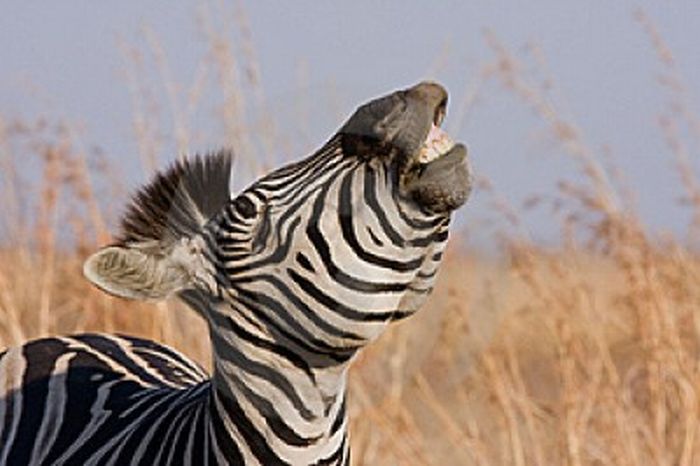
417, 268, 438, 279
72, 334, 166, 386
125, 335, 206, 379
208, 392, 245, 464
57, 372, 160, 464
389, 166, 448, 230
313, 435, 346, 466
390, 310, 416, 321
288, 269, 394, 322
234, 274, 366, 342
6, 338, 66, 466
259, 139, 342, 186
232, 373, 322, 447
154, 387, 205, 465
132, 392, 193, 466
296, 252, 315, 272
164, 399, 198, 466
363, 167, 406, 246
260, 138, 340, 185
214, 388, 291, 466
366, 226, 384, 246
408, 228, 449, 247
330, 397, 346, 435
192, 400, 208, 465
261, 152, 348, 204
42, 347, 126, 464
336, 174, 422, 293
209, 309, 316, 383
211, 331, 316, 422
230, 288, 358, 362
223, 217, 301, 276
316, 169, 423, 272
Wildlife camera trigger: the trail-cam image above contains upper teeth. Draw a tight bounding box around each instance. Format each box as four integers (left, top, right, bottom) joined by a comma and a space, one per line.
417, 124, 455, 164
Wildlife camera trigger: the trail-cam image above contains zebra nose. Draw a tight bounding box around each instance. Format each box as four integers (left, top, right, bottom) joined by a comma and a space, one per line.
339, 81, 450, 158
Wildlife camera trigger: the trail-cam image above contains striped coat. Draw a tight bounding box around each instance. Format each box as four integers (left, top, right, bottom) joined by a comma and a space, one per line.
0, 81, 471, 465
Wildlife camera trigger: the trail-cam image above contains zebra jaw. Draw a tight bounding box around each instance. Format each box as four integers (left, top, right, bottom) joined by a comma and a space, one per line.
405, 125, 472, 214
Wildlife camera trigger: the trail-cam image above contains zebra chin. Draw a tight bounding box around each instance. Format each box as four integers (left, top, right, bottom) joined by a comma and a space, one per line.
394, 84, 473, 215
405, 142, 472, 214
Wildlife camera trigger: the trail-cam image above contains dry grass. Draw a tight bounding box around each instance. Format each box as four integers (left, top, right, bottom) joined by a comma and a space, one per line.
2, 6, 700, 465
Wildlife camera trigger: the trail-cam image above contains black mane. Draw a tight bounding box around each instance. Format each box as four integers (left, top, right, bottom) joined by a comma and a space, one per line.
117, 150, 233, 247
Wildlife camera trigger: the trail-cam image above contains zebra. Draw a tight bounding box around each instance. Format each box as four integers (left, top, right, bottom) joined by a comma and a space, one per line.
0, 81, 471, 465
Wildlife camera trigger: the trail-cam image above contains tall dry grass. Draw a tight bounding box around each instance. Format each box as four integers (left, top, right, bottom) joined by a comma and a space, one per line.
1, 5, 699, 465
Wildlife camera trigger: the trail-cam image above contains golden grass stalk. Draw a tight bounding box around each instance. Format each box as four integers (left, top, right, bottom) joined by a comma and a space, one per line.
2, 7, 700, 465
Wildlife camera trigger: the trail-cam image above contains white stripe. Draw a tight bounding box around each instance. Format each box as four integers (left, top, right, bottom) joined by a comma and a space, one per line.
0, 346, 26, 464
29, 351, 74, 464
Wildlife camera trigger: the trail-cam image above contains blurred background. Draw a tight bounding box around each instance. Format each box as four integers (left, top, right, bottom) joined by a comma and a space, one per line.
1, 2, 700, 464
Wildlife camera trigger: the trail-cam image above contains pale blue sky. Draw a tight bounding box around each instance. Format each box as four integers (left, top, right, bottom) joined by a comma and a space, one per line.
1, 1, 699, 245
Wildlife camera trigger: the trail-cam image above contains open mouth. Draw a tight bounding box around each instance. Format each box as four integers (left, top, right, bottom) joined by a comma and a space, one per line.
405, 121, 471, 214
416, 123, 456, 165
337, 80, 472, 214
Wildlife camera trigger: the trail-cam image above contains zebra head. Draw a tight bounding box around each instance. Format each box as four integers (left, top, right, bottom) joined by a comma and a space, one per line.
84, 81, 471, 359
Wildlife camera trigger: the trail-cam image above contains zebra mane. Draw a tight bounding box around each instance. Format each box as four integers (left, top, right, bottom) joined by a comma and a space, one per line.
117, 150, 233, 247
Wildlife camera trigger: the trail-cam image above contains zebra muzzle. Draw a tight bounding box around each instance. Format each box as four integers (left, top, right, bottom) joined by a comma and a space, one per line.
407, 141, 472, 214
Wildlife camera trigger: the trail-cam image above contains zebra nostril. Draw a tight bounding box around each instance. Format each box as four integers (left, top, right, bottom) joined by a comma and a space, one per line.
433, 97, 447, 126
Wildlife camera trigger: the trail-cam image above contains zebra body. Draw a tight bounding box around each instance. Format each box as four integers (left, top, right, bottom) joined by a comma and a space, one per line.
0, 82, 471, 465
1, 335, 211, 465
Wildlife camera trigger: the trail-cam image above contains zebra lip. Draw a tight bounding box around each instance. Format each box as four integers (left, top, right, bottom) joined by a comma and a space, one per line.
407, 143, 472, 212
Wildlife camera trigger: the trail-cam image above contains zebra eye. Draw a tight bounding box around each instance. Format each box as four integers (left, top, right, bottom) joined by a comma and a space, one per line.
233, 196, 256, 219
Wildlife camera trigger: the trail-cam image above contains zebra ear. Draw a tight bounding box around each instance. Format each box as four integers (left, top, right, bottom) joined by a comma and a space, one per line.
83, 245, 191, 300
84, 151, 233, 301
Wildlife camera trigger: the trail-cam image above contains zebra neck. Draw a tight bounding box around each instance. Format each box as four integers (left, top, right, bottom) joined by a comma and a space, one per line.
206, 317, 350, 464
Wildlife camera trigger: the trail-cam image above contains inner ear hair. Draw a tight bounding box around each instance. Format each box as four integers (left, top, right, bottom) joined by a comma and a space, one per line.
83, 245, 192, 300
